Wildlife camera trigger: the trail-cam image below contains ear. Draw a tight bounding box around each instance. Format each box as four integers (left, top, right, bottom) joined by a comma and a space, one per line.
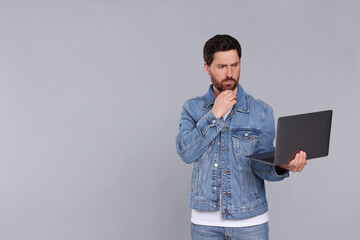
204, 62, 211, 76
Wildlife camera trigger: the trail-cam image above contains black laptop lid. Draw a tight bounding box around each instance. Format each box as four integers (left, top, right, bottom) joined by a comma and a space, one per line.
274, 110, 333, 165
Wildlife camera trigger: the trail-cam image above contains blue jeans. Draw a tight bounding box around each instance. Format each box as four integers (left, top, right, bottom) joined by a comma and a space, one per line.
191, 222, 269, 240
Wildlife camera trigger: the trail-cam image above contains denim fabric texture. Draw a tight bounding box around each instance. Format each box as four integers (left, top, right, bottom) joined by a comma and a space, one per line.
191, 222, 269, 240
176, 84, 289, 219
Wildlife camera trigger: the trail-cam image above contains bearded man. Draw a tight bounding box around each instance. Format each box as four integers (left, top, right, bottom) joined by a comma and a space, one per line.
176, 34, 307, 240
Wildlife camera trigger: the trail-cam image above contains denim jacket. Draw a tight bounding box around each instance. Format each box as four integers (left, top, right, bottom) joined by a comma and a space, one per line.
176, 84, 289, 219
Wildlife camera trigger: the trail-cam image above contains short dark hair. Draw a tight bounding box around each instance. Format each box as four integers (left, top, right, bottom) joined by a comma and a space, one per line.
203, 34, 242, 66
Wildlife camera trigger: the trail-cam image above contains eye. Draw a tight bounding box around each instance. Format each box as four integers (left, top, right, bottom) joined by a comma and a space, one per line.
232, 63, 239, 67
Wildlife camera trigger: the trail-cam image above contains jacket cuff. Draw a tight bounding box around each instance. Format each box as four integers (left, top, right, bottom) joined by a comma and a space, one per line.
196, 110, 225, 136
274, 166, 289, 178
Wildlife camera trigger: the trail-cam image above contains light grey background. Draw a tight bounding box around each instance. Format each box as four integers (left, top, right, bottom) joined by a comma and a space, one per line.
0, 0, 359, 239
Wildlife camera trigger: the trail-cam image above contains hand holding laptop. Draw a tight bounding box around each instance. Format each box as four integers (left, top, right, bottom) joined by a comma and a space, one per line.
277, 150, 307, 172
246, 110, 332, 167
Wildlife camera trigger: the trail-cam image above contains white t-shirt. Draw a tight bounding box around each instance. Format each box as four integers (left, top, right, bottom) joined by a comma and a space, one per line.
191, 108, 269, 227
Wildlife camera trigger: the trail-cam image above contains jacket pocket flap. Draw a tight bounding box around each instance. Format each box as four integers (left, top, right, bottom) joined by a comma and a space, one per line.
232, 129, 259, 141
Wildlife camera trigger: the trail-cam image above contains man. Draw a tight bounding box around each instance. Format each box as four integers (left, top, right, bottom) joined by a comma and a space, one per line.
175, 34, 307, 240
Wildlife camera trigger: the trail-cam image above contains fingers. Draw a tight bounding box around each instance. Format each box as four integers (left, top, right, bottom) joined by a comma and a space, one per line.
220, 91, 237, 106
299, 151, 307, 171
289, 151, 307, 172
278, 151, 307, 173
212, 90, 237, 118
218, 90, 237, 102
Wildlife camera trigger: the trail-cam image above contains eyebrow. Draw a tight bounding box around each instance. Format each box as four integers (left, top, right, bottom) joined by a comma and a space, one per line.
216, 62, 240, 67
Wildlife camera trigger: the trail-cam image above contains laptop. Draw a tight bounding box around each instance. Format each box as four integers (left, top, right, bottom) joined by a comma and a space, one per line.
245, 110, 333, 165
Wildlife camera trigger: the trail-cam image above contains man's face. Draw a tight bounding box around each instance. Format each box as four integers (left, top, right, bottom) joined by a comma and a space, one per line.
204, 49, 240, 92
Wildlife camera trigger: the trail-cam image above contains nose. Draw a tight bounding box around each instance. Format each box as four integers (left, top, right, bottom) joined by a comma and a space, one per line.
225, 66, 233, 78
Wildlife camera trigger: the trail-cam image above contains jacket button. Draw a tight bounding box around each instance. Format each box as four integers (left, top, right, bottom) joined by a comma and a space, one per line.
214, 163, 218, 168
212, 119, 216, 124
244, 132, 249, 137
212, 205, 217, 208
213, 187, 217, 191
217, 142, 220, 145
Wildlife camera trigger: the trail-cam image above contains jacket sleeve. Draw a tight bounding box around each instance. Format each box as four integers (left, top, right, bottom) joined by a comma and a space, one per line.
250, 104, 289, 181
176, 101, 225, 164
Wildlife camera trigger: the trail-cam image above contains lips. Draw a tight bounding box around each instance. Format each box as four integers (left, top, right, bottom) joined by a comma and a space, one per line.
222, 79, 235, 85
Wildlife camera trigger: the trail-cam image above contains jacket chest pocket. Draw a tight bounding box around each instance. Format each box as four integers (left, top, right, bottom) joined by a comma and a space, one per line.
232, 129, 259, 156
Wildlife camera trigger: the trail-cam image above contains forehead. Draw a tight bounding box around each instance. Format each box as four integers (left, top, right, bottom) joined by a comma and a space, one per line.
212, 49, 240, 65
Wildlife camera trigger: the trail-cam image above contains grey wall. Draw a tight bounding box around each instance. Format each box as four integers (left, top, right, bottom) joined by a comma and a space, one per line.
0, 0, 359, 239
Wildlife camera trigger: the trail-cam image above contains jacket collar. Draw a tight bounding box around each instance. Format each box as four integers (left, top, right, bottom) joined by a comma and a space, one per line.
203, 84, 249, 113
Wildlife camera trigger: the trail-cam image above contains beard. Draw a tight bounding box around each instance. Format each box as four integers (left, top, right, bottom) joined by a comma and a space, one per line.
211, 76, 239, 92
